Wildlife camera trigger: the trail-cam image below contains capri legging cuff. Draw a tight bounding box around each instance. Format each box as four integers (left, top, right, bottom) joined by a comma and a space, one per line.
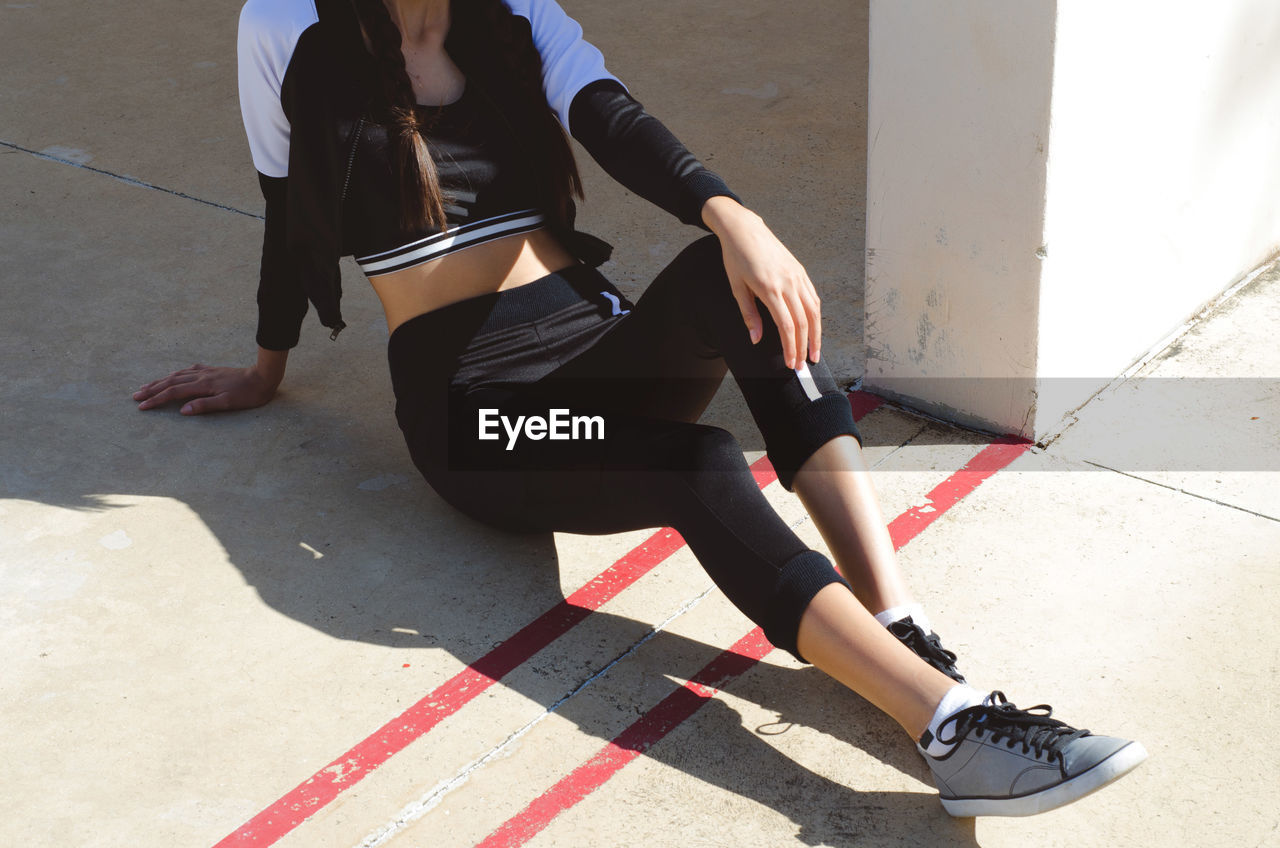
768, 551, 854, 661
759, 391, 860, 491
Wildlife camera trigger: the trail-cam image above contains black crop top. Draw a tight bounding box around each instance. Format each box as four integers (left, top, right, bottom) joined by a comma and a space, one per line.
343, 84, 547, 277
240, 0, 744, 349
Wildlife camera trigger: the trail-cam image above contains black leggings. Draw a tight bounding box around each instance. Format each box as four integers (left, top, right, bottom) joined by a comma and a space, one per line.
387, 235, 860, 660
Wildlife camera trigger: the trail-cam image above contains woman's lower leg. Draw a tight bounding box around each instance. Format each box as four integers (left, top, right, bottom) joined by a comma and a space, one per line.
796, 583, 956, 739
791, 435, 914, 615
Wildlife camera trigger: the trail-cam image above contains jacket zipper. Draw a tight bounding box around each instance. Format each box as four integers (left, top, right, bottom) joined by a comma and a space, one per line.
326, 116, 365, 341
339, 115, 365, 204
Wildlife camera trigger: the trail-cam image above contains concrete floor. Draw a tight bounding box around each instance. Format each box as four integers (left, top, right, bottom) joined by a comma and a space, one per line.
3, 1, 1278, 846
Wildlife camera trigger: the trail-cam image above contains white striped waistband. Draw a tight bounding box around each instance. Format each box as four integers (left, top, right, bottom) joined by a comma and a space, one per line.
357, 210, 547, 277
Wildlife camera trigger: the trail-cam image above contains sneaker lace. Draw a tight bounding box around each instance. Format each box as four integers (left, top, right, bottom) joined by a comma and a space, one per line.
938, 691, 1091, 760
889, 617, 961, 674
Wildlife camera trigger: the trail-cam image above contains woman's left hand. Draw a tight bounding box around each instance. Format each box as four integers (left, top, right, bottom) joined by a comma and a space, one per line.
701, 195, 821, 370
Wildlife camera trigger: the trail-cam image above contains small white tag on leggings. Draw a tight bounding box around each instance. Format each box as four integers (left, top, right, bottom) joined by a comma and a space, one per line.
600, 291, 631, 316
795, 361, 822, 401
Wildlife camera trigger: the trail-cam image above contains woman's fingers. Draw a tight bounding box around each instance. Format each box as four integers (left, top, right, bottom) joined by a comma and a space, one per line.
802, 275, 822, 364
134, 377, 177, 403
757, 274, 820, 370
759, 286, 799, 370
135, 377, 184, 405
729, 280, 764, 345
785, 287, 809, 370
732, 278, 806, 370
136, 377, 215, 410
775, 274, 821, 368
134, 364, 208, 400
134, 364, 272, 415
134, 377, 171, 400
180, 393, 231, 415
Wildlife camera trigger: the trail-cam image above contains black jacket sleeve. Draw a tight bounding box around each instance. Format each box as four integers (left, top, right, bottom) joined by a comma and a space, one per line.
567, 79, 741, 229
255, 172, 309, 351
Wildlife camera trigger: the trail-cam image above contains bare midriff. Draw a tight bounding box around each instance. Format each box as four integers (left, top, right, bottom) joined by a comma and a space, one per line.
368, 227, 578, 335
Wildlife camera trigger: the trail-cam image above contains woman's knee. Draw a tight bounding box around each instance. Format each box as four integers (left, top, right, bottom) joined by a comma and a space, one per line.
629, 423, 751, 508
662, 235, 751, 329
661, 235, 730, 293
681, 233, 725, 268
687, 235, 732, 290
666, 423, 747, 480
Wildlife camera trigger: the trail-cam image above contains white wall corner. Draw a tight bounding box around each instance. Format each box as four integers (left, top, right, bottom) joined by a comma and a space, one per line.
864, 0, 1056, 438
866, 0, 1280, 442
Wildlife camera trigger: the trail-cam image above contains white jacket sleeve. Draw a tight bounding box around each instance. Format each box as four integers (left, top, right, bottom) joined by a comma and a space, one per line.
237, 0, 317, 178
503, 0, 624, 131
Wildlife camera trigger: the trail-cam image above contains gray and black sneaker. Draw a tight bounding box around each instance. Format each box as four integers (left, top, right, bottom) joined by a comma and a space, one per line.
888, 616, 967, 684
923, 691, 1148, 817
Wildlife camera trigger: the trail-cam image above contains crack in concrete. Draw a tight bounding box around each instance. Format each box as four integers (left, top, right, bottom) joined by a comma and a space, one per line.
0, 139, 262, 220
1082, 460, 1280, 523
877, 422, 941, 469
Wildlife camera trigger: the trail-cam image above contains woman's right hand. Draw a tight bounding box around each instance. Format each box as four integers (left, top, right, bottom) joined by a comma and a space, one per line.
134, 348, 288, 415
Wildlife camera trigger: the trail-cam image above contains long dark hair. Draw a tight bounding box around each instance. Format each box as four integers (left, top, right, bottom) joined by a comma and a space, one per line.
351, 0, 583, 232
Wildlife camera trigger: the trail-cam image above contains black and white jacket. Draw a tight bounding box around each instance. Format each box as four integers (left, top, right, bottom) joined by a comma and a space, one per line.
238, 0, 739, 350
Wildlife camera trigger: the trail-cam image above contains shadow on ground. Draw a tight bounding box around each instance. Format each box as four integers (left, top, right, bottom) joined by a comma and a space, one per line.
7, 370, 976, 844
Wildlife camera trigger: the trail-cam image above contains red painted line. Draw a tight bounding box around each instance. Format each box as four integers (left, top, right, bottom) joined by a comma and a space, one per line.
478, 432, 1030, 847
213, 530, 687, 848
848, 388, 884, 421
476, 628, 774, 848
887, 436, 1031, 549
214, 392, 884, 847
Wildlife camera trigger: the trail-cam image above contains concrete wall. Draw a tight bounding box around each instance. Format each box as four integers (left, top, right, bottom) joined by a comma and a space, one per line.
1036, 0, 1280, 432
864, 0, 1056, 436
866, 0, 1280, 439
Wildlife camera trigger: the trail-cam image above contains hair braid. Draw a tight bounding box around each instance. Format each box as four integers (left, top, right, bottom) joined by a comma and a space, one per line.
349, 0, 584, 233
352, 0, 448, 231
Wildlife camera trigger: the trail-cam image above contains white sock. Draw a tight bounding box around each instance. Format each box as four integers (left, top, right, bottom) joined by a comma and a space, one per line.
921, 685, 986, 757
874, 602, 932, 635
